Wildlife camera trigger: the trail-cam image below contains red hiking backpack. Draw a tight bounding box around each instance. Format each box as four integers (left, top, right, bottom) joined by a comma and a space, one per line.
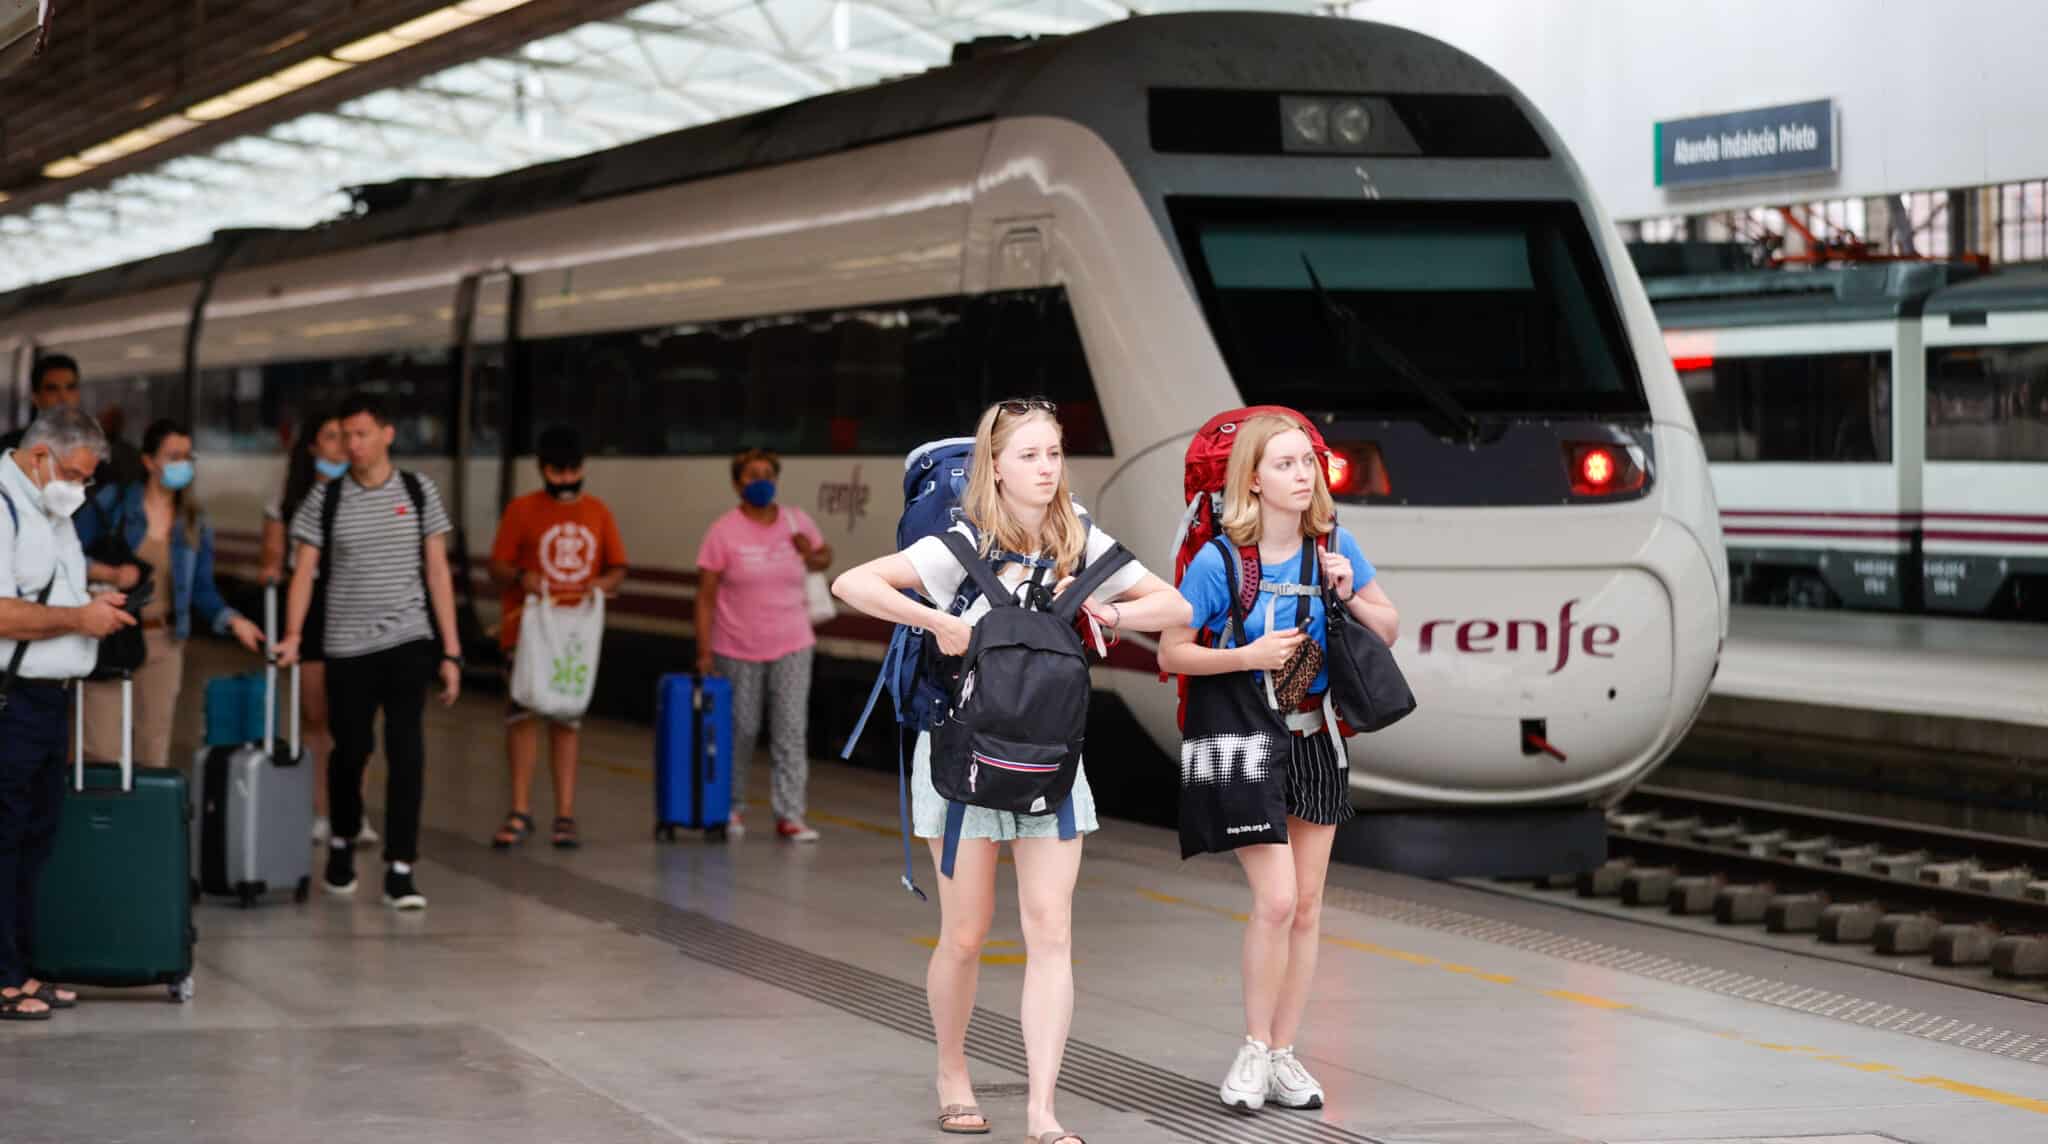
1166, 406, 1333, 729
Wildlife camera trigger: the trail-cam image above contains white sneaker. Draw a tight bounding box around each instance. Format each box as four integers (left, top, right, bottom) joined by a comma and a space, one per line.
1219, 1036, 1270, 1112
354, 820, 380, 848
312, 816, 331, 845
1266, 1046, 1325, 1110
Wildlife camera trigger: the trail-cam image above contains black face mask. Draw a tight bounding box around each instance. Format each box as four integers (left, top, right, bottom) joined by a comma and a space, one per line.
545, 480, 583, 501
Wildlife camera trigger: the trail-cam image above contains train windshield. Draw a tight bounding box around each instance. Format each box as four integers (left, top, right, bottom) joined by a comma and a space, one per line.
1171, 199, 1648, 418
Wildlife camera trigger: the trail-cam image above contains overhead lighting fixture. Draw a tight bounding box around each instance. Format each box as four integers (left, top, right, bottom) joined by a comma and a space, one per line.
39, 0, 539, 181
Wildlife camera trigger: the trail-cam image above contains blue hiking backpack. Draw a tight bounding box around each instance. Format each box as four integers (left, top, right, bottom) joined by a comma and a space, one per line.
840, 437, 1083, 900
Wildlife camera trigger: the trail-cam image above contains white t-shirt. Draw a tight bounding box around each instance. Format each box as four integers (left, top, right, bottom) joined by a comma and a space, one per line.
903, 516, 1148, 622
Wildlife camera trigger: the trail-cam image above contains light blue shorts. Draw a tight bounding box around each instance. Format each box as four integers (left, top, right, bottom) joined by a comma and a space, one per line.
910, 732, 1100, 842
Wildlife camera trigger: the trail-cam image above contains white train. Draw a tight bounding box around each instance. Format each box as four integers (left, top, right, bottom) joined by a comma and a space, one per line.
0, 13, 1726, 871
1647, 256, 2048, 622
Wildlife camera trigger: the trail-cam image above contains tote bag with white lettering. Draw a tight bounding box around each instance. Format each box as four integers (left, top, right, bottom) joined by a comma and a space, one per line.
510, 585, 605, 721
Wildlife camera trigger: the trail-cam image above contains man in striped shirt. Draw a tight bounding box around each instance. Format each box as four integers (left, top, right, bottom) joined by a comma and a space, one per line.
277, 395, 463, 911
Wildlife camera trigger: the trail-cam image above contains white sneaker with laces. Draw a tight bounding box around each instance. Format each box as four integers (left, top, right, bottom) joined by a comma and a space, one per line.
1219, 1036, 1270, 1112
1266, 1046, 1325, 1109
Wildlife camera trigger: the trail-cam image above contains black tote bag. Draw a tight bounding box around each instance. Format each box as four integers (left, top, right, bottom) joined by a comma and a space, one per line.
1319, 536, 1416, 734
1177, 538, 1291, 859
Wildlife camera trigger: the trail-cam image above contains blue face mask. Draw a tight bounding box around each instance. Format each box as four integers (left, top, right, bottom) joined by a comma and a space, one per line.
160, 460, 195, 491
741, 479, 777, 508
314, 458, 349, 480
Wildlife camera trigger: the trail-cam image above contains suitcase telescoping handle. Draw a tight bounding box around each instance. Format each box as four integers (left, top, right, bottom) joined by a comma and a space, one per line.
263, 581, 300, 758
72, 673, 134, 793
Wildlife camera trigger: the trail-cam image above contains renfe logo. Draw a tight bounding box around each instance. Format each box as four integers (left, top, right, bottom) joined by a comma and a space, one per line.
1417, 600, 1618, 675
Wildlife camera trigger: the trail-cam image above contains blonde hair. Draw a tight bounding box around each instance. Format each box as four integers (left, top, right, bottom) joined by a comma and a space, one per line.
959, 403, 1089, 578
1220, 414, 1336, 548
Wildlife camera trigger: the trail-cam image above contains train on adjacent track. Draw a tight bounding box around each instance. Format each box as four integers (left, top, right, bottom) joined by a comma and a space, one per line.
1643, 255, 2048, 622
0, 13, 1727, 867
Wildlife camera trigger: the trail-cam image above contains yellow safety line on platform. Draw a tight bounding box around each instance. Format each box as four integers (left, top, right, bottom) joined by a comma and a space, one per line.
588, 775, 2048, 1120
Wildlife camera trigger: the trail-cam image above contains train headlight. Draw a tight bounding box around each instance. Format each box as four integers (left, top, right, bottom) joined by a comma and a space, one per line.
1332, 101, 1372, 145
1287, 99, 1330, 146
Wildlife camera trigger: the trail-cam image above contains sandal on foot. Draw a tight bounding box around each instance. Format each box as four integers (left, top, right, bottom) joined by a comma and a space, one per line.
551, 816, 580, 850
492, 812, 535, 849
0, 990, 51, 1021
1027, 1133, 1085, 1144
22, 980, 76, 1009
938, 1105, 989, 1135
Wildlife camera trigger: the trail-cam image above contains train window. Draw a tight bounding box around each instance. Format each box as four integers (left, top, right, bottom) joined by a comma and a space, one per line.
1681, 354, 1891, 463
1927, 344, 2048, 461
523, 287, 1111, 457
81, 371, 185, 439
1170, 198, 1646, 417
194, 348, 453, 456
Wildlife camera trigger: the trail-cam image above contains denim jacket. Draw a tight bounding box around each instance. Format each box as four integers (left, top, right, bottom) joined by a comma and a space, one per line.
74, 483, 244, 642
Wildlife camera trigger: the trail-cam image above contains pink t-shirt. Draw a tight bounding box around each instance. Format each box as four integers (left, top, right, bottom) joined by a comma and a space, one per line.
696, 505, 827, 662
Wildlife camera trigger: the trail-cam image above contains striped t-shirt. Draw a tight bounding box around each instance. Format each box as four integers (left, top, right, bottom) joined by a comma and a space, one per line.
290, 470, 453, 660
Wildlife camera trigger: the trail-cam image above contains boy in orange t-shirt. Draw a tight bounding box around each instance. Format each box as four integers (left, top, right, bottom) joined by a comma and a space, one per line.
487, 426, 627, 849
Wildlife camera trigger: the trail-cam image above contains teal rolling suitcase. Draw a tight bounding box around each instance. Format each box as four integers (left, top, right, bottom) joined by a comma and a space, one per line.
32, 677, 196, 1002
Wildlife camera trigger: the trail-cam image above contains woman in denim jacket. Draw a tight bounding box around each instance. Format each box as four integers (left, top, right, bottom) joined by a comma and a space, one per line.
76, 418, 263, 764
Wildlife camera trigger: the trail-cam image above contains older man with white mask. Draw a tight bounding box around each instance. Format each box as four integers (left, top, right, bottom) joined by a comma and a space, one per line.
0, 407, 135, 1021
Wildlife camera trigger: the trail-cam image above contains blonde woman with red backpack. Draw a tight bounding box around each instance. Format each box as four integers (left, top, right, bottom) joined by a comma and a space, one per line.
1159, 411, 1399, 1113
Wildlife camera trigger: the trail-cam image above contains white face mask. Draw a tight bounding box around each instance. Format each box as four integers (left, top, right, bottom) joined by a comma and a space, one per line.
40, 453, 87, 518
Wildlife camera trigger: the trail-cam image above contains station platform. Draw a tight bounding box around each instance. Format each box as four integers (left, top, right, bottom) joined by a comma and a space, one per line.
1703, 606, 2048, 762
9, 643, 2048, 1144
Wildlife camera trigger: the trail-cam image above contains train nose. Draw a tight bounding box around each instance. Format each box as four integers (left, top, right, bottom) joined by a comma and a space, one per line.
1370, 567, 1676, 796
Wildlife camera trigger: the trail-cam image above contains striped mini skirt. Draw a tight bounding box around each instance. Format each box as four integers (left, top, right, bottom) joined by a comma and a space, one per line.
1284, 724, 1356, 827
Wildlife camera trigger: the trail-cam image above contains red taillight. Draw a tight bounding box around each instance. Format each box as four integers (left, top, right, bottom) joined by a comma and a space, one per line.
1326, 442, 1391, 498
1565, 442, 1646, 497
1580, 448, 1615, 488
1672, 355, 1715, 372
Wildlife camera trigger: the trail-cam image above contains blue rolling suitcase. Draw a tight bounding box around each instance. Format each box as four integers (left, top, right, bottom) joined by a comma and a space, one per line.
654, 674, 734, 842
202, 671, 271, 748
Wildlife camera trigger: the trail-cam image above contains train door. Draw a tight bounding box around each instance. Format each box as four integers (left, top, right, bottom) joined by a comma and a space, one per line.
451, 269, 522, 660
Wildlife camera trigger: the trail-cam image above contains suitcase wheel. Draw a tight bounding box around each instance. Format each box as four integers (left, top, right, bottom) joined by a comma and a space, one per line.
236, 885, 258, 909
168, 978, 193, 1004
293, 876, 311, 904
704, 823, 728, 843
655, 823, 677, 843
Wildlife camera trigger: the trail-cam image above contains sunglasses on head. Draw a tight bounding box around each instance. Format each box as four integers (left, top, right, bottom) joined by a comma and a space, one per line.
997, 397, 1057, 416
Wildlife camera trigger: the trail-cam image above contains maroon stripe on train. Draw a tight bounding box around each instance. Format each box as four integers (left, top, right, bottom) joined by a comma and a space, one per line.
1721, 509, 2048, 525
1923, 531, 2048, 545
1723, 527, 1912, 540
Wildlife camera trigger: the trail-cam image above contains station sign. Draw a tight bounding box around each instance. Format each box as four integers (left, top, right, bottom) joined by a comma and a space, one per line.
1654, 99, 1838, 188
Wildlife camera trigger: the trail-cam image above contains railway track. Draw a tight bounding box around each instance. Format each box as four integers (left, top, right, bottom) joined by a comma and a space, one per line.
1511, 784, 2048, 989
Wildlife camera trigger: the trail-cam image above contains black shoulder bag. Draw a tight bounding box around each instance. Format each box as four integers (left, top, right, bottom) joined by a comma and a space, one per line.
1318, 534, 1416, 734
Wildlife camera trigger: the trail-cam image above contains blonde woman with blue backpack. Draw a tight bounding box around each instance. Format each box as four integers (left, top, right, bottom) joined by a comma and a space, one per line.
833, 399, 1188, 1144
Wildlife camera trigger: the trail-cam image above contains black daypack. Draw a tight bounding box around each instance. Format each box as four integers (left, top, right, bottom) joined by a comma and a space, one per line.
927, 531, 1132, 870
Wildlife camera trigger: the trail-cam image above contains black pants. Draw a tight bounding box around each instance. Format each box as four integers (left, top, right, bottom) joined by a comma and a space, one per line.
0, 682, 69, 987
326, 641, 435, 864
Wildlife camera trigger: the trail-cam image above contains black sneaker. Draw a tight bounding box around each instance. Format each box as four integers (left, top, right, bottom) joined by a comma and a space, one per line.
382, 868, 427, 911
323, 845, 357, 896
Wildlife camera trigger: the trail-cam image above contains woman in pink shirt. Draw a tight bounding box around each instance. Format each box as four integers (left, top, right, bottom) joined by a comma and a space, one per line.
694, 448, 834, 841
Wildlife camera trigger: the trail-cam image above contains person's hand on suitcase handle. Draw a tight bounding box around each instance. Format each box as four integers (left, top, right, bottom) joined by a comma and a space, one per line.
695, 645, 716, 679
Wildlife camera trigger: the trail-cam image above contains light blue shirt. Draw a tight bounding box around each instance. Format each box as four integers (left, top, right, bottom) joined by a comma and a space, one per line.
0, 450, 99, 681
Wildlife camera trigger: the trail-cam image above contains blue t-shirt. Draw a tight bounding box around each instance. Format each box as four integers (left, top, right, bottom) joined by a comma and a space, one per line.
1179, 527, 1377, 695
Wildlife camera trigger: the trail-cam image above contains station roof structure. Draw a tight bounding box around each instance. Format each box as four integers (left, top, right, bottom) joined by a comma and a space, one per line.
0, 0, 1327, 292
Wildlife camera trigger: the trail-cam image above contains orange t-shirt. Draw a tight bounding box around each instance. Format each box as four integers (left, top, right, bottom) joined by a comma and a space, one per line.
490, 491, 628, 650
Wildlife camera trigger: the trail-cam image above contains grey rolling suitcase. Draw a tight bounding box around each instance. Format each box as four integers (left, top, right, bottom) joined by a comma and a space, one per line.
193, 584, 314, 907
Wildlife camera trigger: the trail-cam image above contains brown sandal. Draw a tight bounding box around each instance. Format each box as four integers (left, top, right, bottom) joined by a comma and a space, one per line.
938, 1104, 990, 1135
0, 989, 51, 1021
492, 812, 535, 849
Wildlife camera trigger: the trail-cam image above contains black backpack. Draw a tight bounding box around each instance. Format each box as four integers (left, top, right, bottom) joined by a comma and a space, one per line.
927, 531, 1132, 875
